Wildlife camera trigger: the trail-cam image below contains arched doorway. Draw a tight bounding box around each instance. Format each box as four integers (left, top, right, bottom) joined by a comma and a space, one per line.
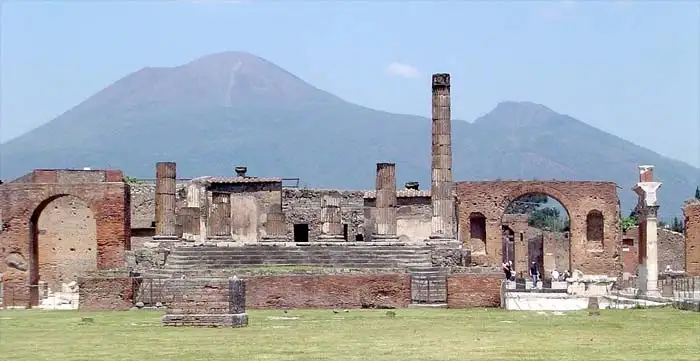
29, 195, 97, 306
501, 193, 571, 281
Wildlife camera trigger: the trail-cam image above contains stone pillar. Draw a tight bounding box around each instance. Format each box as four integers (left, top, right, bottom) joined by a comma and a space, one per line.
154, 162, 178, 241
373, 163, 398, 241
318, 192, 344, 241
262, 208, 287, 242
632, 165, 662, 297
429, 73, 456, 241
682, 201, 700, 276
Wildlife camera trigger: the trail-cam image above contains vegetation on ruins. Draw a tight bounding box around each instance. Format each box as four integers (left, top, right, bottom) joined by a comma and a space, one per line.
2, 309, 698, 360
122, 175, 142, 185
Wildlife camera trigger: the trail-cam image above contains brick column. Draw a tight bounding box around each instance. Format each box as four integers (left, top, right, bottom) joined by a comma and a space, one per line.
429, 73, 456, 240
373, 163, 398, 241
632, 165, 662, 297
154, 162, 178, 241
683, 201, 700, 276
318, 192, 345, 241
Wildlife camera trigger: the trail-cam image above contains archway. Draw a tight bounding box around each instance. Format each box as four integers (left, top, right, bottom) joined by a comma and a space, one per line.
29, 195, 97, 306
501, 193, 571, 281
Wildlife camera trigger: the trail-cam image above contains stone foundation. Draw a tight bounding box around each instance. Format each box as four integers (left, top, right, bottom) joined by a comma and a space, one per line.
566, 275, 617, 297
161, 313, 249, 327
162, 277, 248, 328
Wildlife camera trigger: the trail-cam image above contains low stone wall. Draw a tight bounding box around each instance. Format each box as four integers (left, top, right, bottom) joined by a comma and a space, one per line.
446, 273, 502, 308
246, 274, 411, 309
80, 272, 507, 310
78, 276, 133, 311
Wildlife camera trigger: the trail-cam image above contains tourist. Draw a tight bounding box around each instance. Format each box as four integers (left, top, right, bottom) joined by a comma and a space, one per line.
551, 268, 560, 282
502, 261, 513, 280
529, 261, 540, 286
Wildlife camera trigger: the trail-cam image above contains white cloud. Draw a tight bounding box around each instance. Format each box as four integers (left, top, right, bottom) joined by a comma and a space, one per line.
386, 62, 420, 79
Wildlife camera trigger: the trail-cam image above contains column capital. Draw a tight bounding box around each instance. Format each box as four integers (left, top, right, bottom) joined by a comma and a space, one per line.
632, 181, 662, 207
432, 73, 450, 88
637, 205, 660, 219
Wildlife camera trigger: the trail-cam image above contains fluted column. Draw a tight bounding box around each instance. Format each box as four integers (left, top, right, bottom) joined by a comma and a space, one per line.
373, 163, 398, 240
154, 162, 178, 241
318, 192, 344, 241
430, 73, 456, 240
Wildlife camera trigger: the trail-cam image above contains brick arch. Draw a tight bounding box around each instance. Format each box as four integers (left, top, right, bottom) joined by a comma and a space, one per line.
0, 171, 129, 308
499, 184, 574, 219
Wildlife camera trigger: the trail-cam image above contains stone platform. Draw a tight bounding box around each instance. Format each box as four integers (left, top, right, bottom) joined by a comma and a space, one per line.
161, 277, 248, 328
162, 313, 248, 327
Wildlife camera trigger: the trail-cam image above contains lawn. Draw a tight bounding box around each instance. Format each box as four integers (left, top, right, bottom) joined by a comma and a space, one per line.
0, 308, 698, 361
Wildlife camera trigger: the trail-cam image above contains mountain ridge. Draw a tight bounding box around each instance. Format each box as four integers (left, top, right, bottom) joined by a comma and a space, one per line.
1, 51, 698, 219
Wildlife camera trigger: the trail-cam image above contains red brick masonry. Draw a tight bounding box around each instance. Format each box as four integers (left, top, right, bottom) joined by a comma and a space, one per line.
78, 273, 503, 311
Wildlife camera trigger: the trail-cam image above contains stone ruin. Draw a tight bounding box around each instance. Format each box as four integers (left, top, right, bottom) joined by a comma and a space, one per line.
1, 72, 698, 312
162, 277, 248, 328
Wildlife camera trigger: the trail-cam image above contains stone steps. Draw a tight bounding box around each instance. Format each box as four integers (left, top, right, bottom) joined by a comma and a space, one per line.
163, 244, 433, 270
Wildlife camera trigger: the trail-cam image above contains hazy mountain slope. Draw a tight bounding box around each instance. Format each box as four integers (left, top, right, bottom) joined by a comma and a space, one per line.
1, 51, 698, 219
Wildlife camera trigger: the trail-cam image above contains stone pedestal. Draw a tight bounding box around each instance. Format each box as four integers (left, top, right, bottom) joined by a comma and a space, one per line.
318, 192, 345, 241
632, 165, 662, 297
373, 163, 399, 241
162, 277, 248, 328
428, 73, 457, 241
154, 162, 179, 242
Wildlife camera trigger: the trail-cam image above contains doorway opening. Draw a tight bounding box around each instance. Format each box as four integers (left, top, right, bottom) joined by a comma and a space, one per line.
293, 224, 309, 242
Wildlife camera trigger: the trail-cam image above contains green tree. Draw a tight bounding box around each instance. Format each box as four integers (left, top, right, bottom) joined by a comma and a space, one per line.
671, 216, 684, 233
621, 208, 639, 232
505, 194, 548, 214
528, 207, 568, 232
695, 186, 700, 200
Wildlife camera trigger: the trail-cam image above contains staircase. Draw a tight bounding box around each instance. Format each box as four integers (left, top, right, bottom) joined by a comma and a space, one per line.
149, 244, 433, 277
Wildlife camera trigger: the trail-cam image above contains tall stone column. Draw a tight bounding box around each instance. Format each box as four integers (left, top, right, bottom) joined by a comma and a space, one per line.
373, 163, 398, 241
318, 192, 344, 241
154, 162, 178, 241
632, 165, 662, 297
429, 73, 457, 240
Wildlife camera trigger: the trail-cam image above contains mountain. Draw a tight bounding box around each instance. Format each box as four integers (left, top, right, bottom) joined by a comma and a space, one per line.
1, 51, 698, 219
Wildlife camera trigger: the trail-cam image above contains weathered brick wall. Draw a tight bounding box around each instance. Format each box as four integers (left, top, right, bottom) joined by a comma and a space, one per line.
446, 273, 502, 308
623, 226, 685, 272
78, 276, 132, 311
245, 274, 411, 309
0, 169, 130, 307
364, 194, 432, 242
684, 201, 700, 276
283, 189, 366, 241
36, 195, 97, 293
164, 279, 231, 314
456, 181, 620, 276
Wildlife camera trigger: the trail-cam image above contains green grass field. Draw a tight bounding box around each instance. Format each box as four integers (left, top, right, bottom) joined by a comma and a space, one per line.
0, 308, 698, 361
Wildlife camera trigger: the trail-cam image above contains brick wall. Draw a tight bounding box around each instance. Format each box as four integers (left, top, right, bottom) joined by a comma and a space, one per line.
623, 226, 685, 272
246, 274, 411, 309
446, 274, 502, 308
164, 279, 231, 314
78, 276, 132, 311
0, 170, 130, 307
684, 201, 700, 276
456, 181, 620, 276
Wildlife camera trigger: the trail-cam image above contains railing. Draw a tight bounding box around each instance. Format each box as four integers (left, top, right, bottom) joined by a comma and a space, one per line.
130, 177, 301, 188
131, 277, 169, 306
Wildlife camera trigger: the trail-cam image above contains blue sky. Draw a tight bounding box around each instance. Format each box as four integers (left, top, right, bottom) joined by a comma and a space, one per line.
2, 1, 699, 167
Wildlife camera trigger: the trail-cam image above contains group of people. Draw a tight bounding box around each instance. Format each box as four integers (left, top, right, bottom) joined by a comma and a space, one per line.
502, 261, 571, 284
